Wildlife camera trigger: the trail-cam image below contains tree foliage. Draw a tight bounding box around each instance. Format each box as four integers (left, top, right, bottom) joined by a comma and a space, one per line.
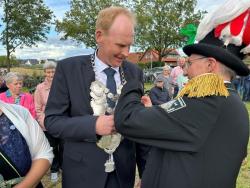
56, 0, 125, 48
56, 0, 204, 61
0, 0, 53, 71
0, 55, 20, 67
135, 0, 204, 61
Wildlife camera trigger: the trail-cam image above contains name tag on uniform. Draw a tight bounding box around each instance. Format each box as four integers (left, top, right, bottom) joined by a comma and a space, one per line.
160, 97, 186, 113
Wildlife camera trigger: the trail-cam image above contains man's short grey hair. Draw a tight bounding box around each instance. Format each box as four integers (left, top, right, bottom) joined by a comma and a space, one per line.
163, 65, 171, 71
43, 60, 57, 70
4, 72, 24, 85
219, 63, 236, 80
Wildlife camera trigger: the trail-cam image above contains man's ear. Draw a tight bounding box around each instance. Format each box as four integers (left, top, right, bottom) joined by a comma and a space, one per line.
207, 57, 217, 72
95, 29, 103, 44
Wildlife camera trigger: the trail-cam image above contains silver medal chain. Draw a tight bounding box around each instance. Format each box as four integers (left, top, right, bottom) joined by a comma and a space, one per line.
90, 52, 125, 172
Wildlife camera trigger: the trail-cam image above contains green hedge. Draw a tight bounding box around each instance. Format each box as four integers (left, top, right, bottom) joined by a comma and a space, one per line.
23, 75, 43, 93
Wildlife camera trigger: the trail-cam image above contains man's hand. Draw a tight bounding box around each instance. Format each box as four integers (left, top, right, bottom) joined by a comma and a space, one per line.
95, 115, 116, 136
141, 96, 152, 107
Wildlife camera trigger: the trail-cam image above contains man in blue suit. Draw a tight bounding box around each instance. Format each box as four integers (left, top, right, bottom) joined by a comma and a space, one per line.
45, 6, 148, 188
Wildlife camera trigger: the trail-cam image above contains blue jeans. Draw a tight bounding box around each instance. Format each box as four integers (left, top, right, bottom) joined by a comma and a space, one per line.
243, 80, 250, 101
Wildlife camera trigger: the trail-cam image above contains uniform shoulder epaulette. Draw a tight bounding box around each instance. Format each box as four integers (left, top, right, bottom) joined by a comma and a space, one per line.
176, 73, 229, 98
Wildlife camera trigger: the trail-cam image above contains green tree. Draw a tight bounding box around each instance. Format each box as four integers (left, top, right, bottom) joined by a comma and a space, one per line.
56, 0, 126, 48
0, 0, 53, 71
56, 0, 202, 61
0, 55, 20, 67
134, 0, 204, 62
40, 59, 46, 64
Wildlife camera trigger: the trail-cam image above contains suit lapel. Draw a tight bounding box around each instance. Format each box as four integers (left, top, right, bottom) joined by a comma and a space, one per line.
81, 56, 95, 112
121, 62, 129, 81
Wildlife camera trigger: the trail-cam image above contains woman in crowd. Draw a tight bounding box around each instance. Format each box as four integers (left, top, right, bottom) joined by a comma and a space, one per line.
0, 75, 8, 93
170, 57, 186, 97
176, 63, 189, 92
155, 65, 173, 98
34, 61, 62, 183
0, 100, 53, 187
0, 72, 36, 118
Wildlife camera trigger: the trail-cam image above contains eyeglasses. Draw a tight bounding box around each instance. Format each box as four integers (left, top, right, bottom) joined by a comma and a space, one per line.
187, 56, 207, 66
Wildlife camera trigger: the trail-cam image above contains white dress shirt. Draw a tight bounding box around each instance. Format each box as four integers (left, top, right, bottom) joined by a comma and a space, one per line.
94, 54, 121, 88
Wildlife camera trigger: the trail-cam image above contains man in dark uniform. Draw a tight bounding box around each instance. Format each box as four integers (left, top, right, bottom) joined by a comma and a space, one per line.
114, 1, 250, 188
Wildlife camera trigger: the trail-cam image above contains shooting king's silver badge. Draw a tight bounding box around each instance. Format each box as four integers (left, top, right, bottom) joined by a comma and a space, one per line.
90, 53, 126, 173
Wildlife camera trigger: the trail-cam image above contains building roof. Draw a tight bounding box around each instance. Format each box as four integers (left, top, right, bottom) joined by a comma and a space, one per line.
127, 49, 180, 64
19, 59, 39, 65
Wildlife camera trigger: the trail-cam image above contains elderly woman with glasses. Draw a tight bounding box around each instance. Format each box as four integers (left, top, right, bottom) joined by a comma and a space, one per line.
0, 72, 36, 118
34, 61, 62, 183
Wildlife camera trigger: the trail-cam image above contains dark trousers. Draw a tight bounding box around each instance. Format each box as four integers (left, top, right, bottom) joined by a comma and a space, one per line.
44, 132, 64, 172
104, 171, 120, 188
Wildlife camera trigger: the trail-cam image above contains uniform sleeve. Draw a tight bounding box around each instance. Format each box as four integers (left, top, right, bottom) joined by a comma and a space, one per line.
44, 61, 98, 141
115, 81, 221, 152
129, 66, 151, 177
136, 143, 150, 178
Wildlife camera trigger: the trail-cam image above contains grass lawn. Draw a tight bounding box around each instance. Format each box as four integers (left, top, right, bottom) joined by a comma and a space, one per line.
237, 143, 250, 188
237, 102, 250, 188
144, 82, 154, 91
10, 67, 43, 76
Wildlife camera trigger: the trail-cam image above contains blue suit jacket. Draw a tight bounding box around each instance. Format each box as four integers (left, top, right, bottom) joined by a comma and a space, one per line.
45, 55, 148, 188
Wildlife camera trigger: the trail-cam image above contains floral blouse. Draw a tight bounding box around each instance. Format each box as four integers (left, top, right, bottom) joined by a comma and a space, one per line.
0, 113, 32, 176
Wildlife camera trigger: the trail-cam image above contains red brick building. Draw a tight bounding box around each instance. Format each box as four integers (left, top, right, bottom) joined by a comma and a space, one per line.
127, 49, 181, 67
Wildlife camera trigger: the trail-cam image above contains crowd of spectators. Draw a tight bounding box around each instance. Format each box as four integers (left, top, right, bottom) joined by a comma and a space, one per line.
0, 61, 62, 186
147, 58, 250, 103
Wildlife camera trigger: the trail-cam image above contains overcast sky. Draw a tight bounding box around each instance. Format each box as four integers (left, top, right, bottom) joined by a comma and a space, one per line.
0, 0, 225, 60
